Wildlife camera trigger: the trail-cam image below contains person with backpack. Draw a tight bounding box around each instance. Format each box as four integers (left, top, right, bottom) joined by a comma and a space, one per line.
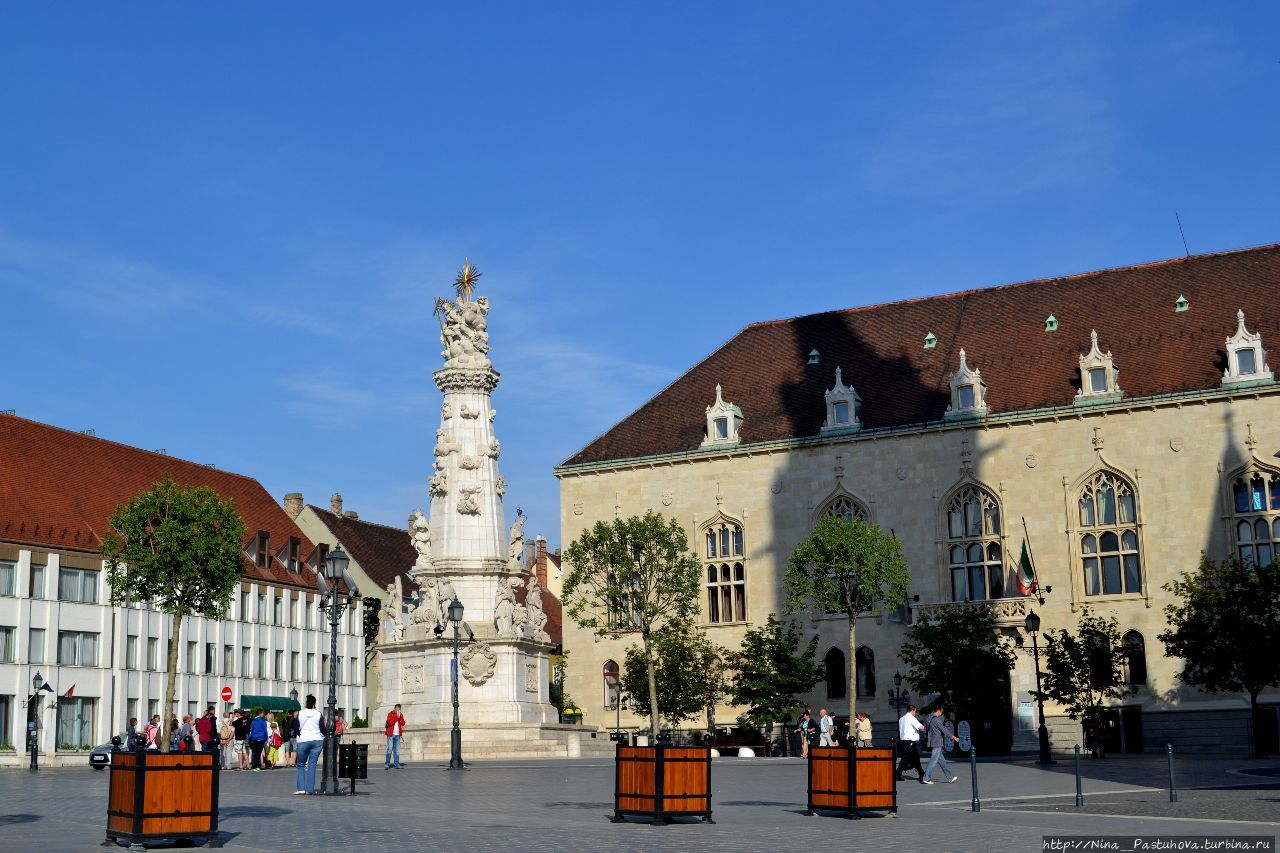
195, 707, 218, 763
145, 715, 161, 750
219, 714, 235, 769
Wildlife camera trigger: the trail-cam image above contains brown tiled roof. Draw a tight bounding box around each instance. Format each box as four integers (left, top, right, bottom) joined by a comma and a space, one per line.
307, 506, 414, 591
0, 414, 319, 592
563, 244, 1280, 467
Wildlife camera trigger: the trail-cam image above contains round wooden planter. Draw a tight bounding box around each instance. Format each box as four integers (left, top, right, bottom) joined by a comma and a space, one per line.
806, 745, 897, 818
106, 750, 220, 848
612, 744, 714, 824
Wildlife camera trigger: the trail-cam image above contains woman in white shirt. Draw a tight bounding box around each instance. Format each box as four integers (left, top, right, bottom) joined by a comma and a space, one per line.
294, 695, 325, 795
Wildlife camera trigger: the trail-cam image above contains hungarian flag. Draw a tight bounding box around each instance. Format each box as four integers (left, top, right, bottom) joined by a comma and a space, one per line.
64, 684, 75, 699
1016, 539, 1038, 595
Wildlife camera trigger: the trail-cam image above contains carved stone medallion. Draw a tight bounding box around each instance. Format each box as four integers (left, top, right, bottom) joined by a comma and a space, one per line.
461, 642, 498, 687
458, 484, 482, 515
661, 491, 673, 506
402, 664, 424, 693
1025, 454, 1039, 469
895, 467, 907, 481
572, 501, 584, 516
525, 662, 538, 694
1169, 437, 1184, 453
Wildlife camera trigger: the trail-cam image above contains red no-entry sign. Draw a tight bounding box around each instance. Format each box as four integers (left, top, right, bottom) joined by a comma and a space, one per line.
221, 686, 233, 702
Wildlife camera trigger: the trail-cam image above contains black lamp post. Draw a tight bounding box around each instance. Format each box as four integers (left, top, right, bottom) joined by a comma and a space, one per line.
888, 671, 910, 715
447, 597, 465, 770
29, 671, 45, 771
289, 687, 299, 706
1025, 611, 1053, 764
317, 544, 357, 795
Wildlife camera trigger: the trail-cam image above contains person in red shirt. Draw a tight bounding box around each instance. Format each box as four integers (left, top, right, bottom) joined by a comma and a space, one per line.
384, 704, 406, 769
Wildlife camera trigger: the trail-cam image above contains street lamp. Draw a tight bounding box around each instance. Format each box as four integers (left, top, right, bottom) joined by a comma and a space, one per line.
888, 671, 910, 716
447, 597, 465, 770
29, 671, 45, 771
316, 544, 358, 794
289, 687, 299, 705
1024, 611, 1053, 765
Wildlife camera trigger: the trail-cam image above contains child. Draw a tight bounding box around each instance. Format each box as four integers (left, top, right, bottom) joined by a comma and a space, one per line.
267, 721, 282, 768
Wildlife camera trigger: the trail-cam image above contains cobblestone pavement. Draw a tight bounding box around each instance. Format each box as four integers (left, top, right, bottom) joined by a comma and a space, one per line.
0, 755, 1275, 852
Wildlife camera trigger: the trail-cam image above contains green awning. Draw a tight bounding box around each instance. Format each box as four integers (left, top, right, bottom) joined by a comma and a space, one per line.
236, 695, 301, 712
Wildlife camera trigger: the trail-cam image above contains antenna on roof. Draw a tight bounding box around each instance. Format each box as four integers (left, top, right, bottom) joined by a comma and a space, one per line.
1175, 212, 1190, 258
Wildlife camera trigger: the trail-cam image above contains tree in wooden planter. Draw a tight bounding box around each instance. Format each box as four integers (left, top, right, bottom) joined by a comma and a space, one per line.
621, 621, 728, 731
727, 614, 824, 749
563, 511, 701, 741
102, 477, 248, 752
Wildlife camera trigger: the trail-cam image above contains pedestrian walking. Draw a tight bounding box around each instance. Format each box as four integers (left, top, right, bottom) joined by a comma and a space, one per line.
249, 708, 269, 770
385, 703, 406, 769
818, 708, 834, 747
921, 707, 961, 784
895, 704, 926, 783
855, 712, 872, 747
294, 695, 325, 795
795, 710, 812, 759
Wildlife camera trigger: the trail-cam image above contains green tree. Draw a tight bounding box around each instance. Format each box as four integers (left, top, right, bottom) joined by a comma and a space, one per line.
1038, 608, 1135, 738
622, 622, 727, 729
101, 478, 248, 752
1159, 556, 1280, 757
563, 511, 702, 738
727, 614, 823, 741
783, 515, 910, 703
900, 604, 1017, 725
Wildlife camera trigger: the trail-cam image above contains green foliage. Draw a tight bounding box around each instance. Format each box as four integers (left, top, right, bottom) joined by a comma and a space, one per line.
549, 653, 574, 718
900, 604, 1017, 715
726, 614, 824, 729
1038, 608, 1135, 721
563, 512, 702, 735
783, 515, 909, 696
621, 622, 727, 728
1160, 556, 1280, 708
101, 477, 249, 751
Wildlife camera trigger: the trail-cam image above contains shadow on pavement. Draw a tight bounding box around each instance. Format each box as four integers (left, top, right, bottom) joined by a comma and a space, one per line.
0, 814, 41, 826
220, 806, 293, 818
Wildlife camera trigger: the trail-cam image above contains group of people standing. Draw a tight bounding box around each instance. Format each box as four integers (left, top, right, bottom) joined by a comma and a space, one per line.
792, 704, 964, 787
793, 708, 873, 757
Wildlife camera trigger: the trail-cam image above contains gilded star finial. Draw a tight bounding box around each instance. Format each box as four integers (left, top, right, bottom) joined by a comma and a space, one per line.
454, 258, 482, 301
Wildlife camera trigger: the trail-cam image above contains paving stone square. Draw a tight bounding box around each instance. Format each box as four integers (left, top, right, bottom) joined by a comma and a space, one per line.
0, 754, 1275, 852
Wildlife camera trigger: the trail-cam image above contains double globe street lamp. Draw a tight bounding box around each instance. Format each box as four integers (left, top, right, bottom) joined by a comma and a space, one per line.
446, 597, 466, 770
1022, 610, 1053, 765
315, 544, 359, 795
29, 671, 49, 771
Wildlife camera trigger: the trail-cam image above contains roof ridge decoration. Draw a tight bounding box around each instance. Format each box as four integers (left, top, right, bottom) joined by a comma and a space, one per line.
821, 366, 862, 434
945, 349, 988, 420
1222, 309, 1274, 387
1076, 329, 1123, 404
701, 384, 744, 448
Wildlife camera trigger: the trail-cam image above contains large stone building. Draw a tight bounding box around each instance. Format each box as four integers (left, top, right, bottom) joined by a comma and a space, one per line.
556, 244, 1280, 756
0, 415, 365, 766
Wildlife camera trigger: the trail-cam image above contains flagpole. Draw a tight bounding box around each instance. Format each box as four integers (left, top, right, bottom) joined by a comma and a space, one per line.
1020, 516, 1044, 605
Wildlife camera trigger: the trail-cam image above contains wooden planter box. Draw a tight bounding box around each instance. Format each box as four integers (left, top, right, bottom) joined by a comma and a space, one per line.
106, 750, 220, 847
807, 745, 897, 818
612, 744, 714, 824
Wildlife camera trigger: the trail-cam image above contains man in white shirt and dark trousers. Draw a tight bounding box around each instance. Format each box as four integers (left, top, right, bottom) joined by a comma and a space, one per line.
895, 705, 926, 783
818, 709, 834, 747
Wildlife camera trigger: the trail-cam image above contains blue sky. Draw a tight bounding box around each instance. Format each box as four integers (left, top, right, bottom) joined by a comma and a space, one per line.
3, 3, 1277, 545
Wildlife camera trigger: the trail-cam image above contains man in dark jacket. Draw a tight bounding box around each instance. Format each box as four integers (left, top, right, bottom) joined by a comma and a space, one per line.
249, 708, 269, 771
921, 706, 961, 784
195, 707, 219, 765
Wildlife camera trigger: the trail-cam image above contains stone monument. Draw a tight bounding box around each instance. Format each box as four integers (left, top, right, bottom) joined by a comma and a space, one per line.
368, 260, 585, 760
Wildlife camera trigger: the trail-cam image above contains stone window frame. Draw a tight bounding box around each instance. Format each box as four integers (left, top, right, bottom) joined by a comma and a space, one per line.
1222, 309, 1273, 387
1223, 461, 1280, 569
1075, 330, 1122, 403
701, 511, 748, 625
820, 367, 862, 434
855, 646, 877, 698
945, 349, 989, 420
701, 383, 744, 448
602, 659, 621, 710
1122, 630, 1147, 686
813, 487, 873, 527
1065, 465, 1148, 604
939, 482, 1009, 603
824, 647, 846, 699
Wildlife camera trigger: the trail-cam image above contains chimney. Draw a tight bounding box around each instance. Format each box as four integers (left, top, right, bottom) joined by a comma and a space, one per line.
284, 492, 304, 520
330, 493, 343, 515
343, 511, 359, 520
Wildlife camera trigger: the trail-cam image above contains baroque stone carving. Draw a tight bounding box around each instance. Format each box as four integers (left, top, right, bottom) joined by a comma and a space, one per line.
403, 664, 424, 693
507, 511, 526, 572
494, 575, 517, 638
436, 576, 457, 624
488, 408, 497, 422
460, 403, 480, 419
525, 574, 550, 642
913, 597, 1031, 627
434, 429, 461, 457
379, 577, 404, 642
412, 577, 439, 625
572, 501, 583, 516
458, 455, 484, 470
441, 401, 453, 420
434, 290, 492, 371
487, 438, 501, 458
1169, 437, 1184, 453
409, 509, 432, 572
433, 366, 500, 393
458, 484, 482, 515
428, 468, 448, 496
1025, 454, 1039, 469
525, 662, 538, 694
461, 641, 498, 687
495, 475, 507, 496
661, 490, 673, 506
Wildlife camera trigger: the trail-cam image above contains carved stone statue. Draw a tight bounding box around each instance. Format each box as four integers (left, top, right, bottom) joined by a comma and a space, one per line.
412, 577, 438, 625
428, 468, 448, 497
380, 578, 404, 642
488, 408, 496, 423
434, 294, 492, 370
460, 403, 480, 419
458, 455, 483, 470
487, 438, 501, 459
437, 576, 458, 624
441, 401, 453, 420
525, 574, 549, 641
458, 484, 482, 515
507, 511, 526, 571
493, 575, 516, 637
434, 429, 461, 457
409, 509, 432, 571
494, 475, 507, 496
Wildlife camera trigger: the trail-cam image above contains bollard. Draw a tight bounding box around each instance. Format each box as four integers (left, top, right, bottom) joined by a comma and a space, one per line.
1074, 744, 1084, 807
1167, 743, 1178, 802
969, 745, 980, 813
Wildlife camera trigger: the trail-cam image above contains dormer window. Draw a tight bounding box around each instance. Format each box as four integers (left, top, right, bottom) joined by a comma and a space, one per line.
701, 384, 743, 448
821, 367, 862, 433
945, 349, 988, 419
1223, 309, 1273, 387
1076, 330, 1121, 403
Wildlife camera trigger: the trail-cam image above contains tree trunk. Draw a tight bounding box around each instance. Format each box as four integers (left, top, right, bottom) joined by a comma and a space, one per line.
161, 613, 182, 753
847, 616, 857, 715
642, 630, 659, 740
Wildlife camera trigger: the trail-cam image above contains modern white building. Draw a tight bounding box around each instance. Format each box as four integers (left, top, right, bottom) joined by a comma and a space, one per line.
0, 414, 365, 766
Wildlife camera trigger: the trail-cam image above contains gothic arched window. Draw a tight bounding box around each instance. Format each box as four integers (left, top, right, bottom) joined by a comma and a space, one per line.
821, 495, 869, 524
602, 660, 620, 709
1122, 631, 1147, 686
1078, 471, 1142, 596
703, 516, 747, 624
1231, 471, 1280, 568
945, 485, 1004, 601
824, 648, 846, 699
855, 646, 876, 698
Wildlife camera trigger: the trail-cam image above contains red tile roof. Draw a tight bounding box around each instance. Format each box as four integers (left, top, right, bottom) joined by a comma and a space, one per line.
563, 244, 1280, 467
0, 413, 320, 592
307, 506, 415, 592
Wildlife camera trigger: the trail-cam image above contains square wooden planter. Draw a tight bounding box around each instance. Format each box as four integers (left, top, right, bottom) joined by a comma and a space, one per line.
806, 745, 897, 818
612, 744, 714, 824
106, 751, 220, 847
